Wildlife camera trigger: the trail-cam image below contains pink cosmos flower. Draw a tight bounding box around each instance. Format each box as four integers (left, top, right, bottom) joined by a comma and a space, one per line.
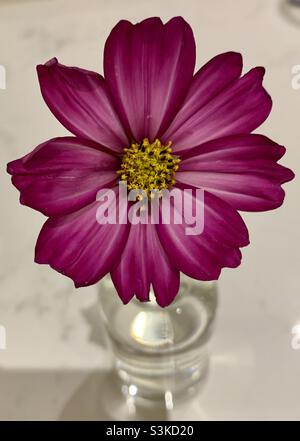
7, 17, 294, 307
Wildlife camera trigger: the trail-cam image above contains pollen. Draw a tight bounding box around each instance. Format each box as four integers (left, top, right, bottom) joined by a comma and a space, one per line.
117, 138, 180, 198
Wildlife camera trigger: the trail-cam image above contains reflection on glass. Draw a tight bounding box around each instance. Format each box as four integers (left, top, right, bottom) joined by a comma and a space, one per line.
98, 275, 217, 403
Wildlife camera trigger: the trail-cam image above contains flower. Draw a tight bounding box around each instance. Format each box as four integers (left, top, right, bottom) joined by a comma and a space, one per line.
7, 17, 294, 307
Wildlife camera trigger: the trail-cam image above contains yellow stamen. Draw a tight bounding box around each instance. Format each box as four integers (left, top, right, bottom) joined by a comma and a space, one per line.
118, 138, 180, 198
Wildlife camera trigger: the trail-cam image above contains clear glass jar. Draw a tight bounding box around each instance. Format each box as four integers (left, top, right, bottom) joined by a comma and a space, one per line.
98, 275, 217, 403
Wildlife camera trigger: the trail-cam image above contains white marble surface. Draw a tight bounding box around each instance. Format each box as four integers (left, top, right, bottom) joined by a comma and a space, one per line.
0, 0, 300, 420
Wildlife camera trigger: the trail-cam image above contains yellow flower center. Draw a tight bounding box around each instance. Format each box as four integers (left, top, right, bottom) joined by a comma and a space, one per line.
117, 138, 180, 198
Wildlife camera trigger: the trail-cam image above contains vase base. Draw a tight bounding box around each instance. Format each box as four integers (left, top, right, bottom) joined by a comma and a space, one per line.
115, 350, 209, 403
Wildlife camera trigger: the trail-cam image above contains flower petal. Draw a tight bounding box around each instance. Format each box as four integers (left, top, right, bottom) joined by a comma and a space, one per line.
111, 222, 180, 307
35, 190, 129, 287
176, 134, 294, 211
104, 17, 195, 142
7, 137, 119, 216
163, 66, 272, 153
162, 52, 242, 144
157, 188, 249, 281
37, 58, 128, 152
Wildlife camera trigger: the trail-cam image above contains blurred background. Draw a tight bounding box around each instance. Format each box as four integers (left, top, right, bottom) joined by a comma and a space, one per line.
0, 0, 300, 420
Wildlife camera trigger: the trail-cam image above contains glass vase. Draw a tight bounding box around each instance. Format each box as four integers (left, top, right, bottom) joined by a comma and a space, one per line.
98, 275, 217, 403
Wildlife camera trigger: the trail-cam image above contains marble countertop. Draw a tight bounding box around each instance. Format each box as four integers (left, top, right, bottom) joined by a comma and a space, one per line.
0, 0, 300, 420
